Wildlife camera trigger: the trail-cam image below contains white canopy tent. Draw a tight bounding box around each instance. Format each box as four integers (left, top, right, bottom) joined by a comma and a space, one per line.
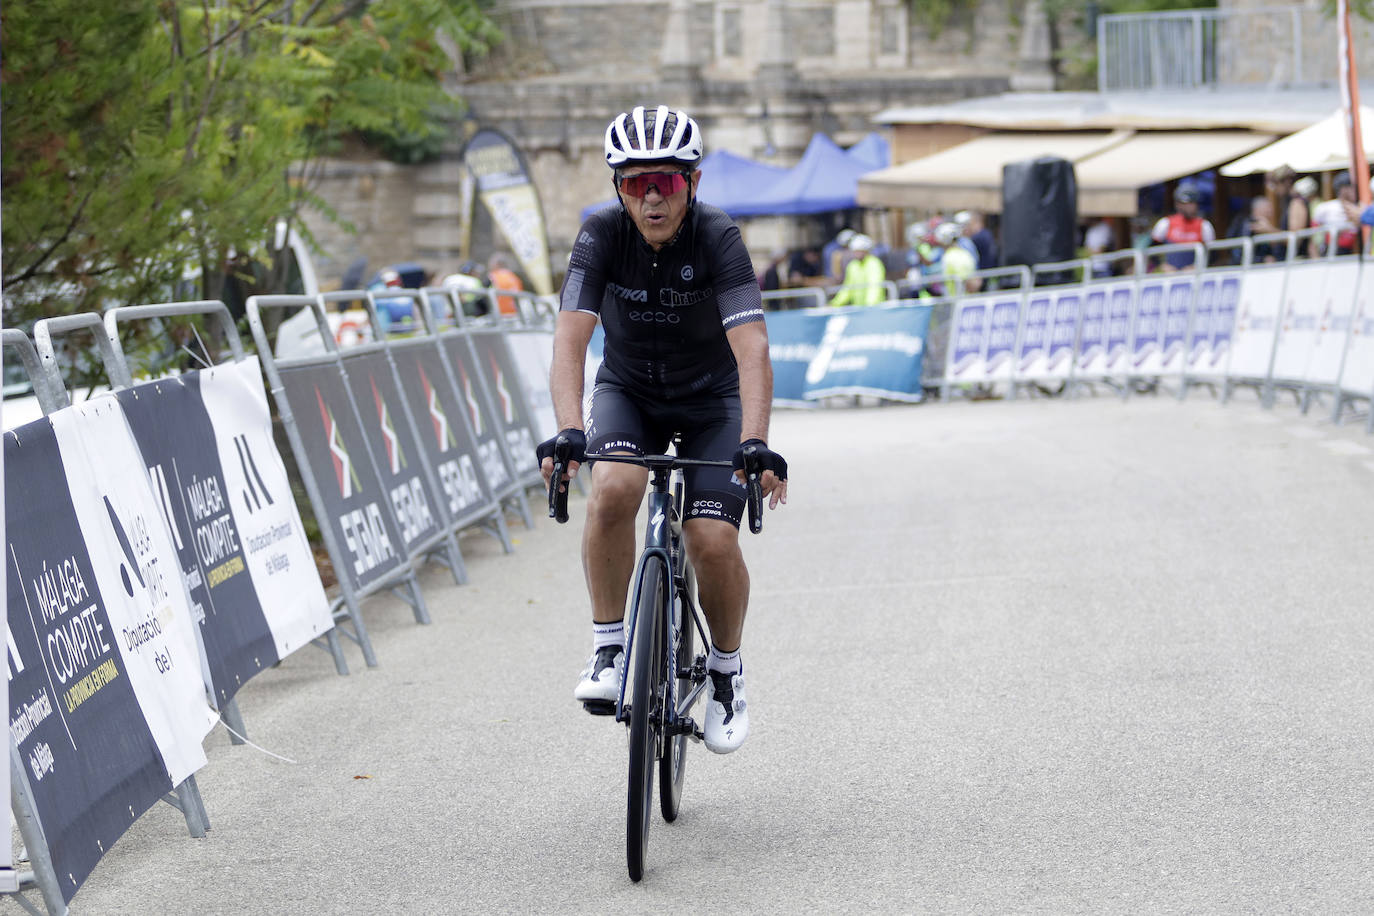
1220, 107, 1374, 176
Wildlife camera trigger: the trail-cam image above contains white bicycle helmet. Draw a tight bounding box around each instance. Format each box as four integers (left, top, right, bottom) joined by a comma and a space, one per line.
604, 105, 703, 169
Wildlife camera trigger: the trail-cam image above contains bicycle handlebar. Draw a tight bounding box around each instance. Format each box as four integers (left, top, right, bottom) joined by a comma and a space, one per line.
544, 442, 766, 533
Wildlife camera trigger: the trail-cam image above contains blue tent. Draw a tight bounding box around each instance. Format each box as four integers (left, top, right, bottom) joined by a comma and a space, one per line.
729, 133, 871, 217
578, 148, 787, 221
845, 132, 890, 171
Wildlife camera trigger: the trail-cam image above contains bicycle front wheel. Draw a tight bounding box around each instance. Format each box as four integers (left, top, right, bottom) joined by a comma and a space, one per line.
627, 556, 665, 883
660, 574, 693, 822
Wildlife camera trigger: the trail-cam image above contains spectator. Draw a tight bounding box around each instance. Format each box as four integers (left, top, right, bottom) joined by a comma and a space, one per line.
1267, 166, 1310, 235
1083, 216, 1115, 277
787, 247, 826, 286
956, 209, 999, 271
903, 221, 941, 287
441, 260, 488, 317
486, 252, 524, 316
760, 249, 788, 292
936, 221, 981, 294
1150, 183, 1214, 270
828, 234, 886, 306
1227, 196, 1282, 263
823, 228, 857, 283
1312, 172, 1359, 256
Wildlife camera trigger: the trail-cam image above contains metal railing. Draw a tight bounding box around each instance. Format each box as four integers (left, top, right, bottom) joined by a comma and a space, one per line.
1096, 5, 1374, 92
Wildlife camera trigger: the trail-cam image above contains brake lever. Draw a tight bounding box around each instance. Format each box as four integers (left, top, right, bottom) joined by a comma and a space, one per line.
549, 436, 571, 523
743, 444, 763, 535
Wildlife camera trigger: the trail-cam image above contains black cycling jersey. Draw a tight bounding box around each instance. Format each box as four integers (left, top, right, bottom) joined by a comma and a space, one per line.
560, 201, 764, 399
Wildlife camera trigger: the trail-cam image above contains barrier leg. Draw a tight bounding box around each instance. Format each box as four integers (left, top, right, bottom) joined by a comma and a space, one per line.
483, 508, 515, 554
331, 595, 379, 668
10, 749, 67, 916
390, 573, 432, 625
507, 488, 535, 530
220, 698, 247, 746
162, 775, 210, 838
428, 532, 469, 586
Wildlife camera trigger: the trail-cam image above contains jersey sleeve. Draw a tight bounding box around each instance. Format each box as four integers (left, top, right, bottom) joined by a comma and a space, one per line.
1150, 217, 1170, 243
560, 216, 610, 316
714, 222, 765, 330
1202, 220, 1216, 244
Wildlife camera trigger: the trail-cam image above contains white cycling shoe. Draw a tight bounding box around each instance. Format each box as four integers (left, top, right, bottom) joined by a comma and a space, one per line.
703, 670, 748, 754
574, 645, 623, 705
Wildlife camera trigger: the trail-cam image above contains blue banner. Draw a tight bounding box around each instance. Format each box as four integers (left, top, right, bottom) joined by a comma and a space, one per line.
1047, 292, 1080, 375
1078, 289, 1107, 370
1132, 281, 1165, 369
802, 304, 933, 402
1017, 294, 1052, 372
764, 311, 831, 405
1162, 278, 1194, 366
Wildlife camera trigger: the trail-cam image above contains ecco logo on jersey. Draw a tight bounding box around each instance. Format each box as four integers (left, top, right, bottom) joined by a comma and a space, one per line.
692, 499, 723, 510
681, 264, 694, 281
629, 310, 681, 324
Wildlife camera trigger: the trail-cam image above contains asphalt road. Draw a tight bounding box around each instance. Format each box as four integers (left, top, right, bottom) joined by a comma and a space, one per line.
14, 391, 1374, 915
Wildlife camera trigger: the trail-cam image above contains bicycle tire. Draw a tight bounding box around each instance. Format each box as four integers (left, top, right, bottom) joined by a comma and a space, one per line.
627, 557, 665, 883
659, 577, 693, 822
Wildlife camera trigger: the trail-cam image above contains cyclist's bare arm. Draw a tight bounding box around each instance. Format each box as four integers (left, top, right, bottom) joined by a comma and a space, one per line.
542, 309, 597, 486
727, 321, 787, 509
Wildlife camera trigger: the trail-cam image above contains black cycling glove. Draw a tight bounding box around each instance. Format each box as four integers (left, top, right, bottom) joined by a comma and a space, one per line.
536, 428, 587, 467
732, 438, 787, 481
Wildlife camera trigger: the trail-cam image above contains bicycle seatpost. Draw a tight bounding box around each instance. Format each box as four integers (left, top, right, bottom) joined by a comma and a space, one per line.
549, 435, 572, 523
741, 444, 764, 534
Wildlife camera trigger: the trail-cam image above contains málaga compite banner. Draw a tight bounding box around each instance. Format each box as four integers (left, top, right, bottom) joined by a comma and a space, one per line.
463, 128, 554, 296
6, 401, 216, 902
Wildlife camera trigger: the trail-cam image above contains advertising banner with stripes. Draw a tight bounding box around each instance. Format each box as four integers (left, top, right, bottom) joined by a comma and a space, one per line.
340, 350, 446, 556
1188, 271, 1241, 380
439, 333, 520, 497
1102, 282, 1136, 375
1340, 266, 1374, 396
1076, 286, 1110, 376
1131, 280, 1166, 374
1015, 292, 1053, 379
389, 341, 497, 527
984, 295, 1022, 383
465, 329, 541, 487
1042, 289, 1081, 381
946, 295, 993, 382
6, 404, 214, 902
276, 363, 407, 593
503, 328, 557, 439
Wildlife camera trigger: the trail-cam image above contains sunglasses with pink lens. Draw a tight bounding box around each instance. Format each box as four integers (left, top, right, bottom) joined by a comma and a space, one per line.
616, 170, 690, 199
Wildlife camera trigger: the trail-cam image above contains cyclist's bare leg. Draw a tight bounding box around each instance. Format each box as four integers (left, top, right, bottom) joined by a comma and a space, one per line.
583, 458, 649, 624
682, 518, 748, 651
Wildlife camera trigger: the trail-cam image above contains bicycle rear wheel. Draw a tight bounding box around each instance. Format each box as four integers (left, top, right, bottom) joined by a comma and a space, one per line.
627, 557, 665, 883
659, 575, 693, 822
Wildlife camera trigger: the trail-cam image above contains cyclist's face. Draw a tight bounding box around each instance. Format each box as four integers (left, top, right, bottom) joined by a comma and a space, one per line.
617, 165, 701, 250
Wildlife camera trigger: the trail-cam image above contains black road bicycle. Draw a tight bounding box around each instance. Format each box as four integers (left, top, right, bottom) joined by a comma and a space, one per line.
549, 437, 766, 882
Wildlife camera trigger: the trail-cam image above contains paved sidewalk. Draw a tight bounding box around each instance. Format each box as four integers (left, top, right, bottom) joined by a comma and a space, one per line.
17, 394, 1374, 915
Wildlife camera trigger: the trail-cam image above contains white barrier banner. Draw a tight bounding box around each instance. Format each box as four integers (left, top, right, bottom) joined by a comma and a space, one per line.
1340, 264, 1374, 396
984, 295, 1022, 383
1229, 267, 1286, 379
504, 329, 556, 439
1305, 259, 1362, 387
49, 399, 217, 785
945, 295, 994, 382
197, 358, 333, 658
1160, 276, 1194, 376
1077, 286, 1110, 376
1102, 282, 1136, 375
1188, 271, 1242, 380
1271, 261, 1329, 383
1015, 292, 1052, 379
1043, 289, 1081, 381
1131, 279, 1166, 374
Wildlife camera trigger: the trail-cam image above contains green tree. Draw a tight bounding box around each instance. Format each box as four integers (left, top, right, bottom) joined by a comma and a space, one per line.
2, 0, 498, 337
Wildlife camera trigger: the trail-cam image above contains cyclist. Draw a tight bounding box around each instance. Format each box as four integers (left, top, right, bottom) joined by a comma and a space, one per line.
536, 105, 788, 754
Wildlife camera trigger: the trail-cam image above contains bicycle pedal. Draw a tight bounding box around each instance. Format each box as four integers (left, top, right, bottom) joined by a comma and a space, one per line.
582, 700, 616, 717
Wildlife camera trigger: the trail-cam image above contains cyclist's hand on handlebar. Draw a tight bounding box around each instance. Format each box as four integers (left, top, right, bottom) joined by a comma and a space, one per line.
536, 428, 586, 489
732, 438, 789, 510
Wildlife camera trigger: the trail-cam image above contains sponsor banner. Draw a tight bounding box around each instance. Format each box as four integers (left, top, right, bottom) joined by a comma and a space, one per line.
439, 333, 519, 497
340, 350, 446, 555
504, 328, 558, 438
765, 310, 831, 405
1077, 287, 1110, 375
117, 374, 278, 705
1187, 274, 1220, 374
946, 296, 993, 381
277, 363, 407, 594
1306, 259, 1362, 386
1271, 261, 1329, 383
466, 329, 542, 487
6, 404, 215, 900
1043, 290, 1081, 380
1014, 294, 1053, 379
389, 340, 496, 526
1205, 273, 1242, 378
802, 304, 933, 401
463, 128, 554, 296
1131, 280, 1166, 373
1103, 282, 1136, 373
1160, 277, 1195, 375
984, 295, 1022, 382
196, 359, 332, 660
1229, 267, 1286, 378
1340, 265, 1374, 396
